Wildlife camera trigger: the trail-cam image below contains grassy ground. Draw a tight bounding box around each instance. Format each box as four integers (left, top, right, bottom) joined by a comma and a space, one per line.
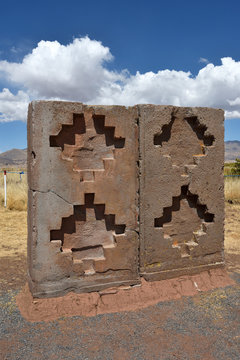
224, 203, 240, 273
0, 207, 27, 292
225, 177, 240, 203
0, 171, 27, 211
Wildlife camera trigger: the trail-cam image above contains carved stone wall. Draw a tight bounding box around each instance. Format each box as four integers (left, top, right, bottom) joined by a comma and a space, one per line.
28, 102, 139, 297
139, 106, 224, 280
28, 102, 224, 297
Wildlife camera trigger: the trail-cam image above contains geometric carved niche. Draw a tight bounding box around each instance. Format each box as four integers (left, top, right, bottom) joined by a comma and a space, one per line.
154, 185, 214, 258
49, 113, 127, 276
154, 114, 215, 171
50, 113, 125, 179
50, 193, 126, 276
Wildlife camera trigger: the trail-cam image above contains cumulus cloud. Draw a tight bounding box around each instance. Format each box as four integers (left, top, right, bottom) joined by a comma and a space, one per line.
0, 37, 121, 100
0, 88, 30, 122
228, 97, 240, 106
0, 36, 240, 122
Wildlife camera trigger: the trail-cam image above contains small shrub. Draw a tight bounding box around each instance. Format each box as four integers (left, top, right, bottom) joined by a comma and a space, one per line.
232, 158, 240, 175
224, 163, 235, 175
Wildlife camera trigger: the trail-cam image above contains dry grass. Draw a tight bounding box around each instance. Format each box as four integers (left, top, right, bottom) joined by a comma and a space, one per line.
224, 177, 240, 203
0, 171, 27, 211
225, 204, 240, 254
0, 207, 27, 291
224, 203, 240, 273
224, 162, 240, 203
0, 207, 27, 257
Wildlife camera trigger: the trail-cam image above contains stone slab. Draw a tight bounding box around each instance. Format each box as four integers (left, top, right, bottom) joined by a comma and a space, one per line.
139, 105, 224, 280
28, 101, 140, 297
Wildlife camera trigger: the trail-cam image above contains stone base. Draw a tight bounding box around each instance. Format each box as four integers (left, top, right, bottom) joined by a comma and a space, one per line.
17, 268, 234, 322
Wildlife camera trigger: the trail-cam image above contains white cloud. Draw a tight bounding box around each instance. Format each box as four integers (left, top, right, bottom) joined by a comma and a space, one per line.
10, 46, 19, 54
199, 57, 209, 64
0, 37, 240, 122
0, 88, 30, 122
228, 97, 240, 106
0, 37, 121, 100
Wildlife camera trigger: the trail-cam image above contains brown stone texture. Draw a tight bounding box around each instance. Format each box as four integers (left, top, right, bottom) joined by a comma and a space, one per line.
28, 101, 139, 297
28, 101, 224, 298
139, 105, 225, 280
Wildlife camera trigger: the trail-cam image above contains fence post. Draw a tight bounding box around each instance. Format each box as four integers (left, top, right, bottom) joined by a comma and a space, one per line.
4, 170, 7, 208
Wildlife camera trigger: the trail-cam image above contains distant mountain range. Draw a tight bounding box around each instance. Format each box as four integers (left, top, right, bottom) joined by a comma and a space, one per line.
0, 148, 27, 168
225, 141, 240, 162
0, 141, 239, 168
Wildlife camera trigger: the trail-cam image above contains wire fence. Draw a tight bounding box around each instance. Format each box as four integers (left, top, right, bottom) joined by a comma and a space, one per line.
0, 170, 27, 208
224, 175, 240, 177
0, 170, 26, 180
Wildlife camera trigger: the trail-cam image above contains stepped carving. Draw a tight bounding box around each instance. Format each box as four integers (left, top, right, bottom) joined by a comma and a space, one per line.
50, 193, 126, 275
154, 185, 214, 258
154, 111, 215, 174
50, 113, 125, 181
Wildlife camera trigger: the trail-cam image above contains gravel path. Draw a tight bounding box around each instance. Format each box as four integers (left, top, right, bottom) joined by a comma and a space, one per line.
0, 273, 239, 360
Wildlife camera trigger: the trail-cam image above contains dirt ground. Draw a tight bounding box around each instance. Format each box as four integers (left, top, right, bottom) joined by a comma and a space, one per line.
0, 203, 239, 359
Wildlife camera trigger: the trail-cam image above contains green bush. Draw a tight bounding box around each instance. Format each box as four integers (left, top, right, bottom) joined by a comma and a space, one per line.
232, 158, 240, 175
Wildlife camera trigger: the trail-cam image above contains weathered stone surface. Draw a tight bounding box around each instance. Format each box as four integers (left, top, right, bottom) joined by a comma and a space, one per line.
28, 101, 139, 297
28, 101, 224, 298
139, 105, 224, 280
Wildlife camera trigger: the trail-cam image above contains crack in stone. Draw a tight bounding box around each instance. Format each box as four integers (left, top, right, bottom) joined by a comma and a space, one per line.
30, 188, 72, 205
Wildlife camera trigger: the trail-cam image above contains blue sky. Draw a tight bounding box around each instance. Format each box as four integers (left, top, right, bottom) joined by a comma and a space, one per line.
0, 0, 240, 152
